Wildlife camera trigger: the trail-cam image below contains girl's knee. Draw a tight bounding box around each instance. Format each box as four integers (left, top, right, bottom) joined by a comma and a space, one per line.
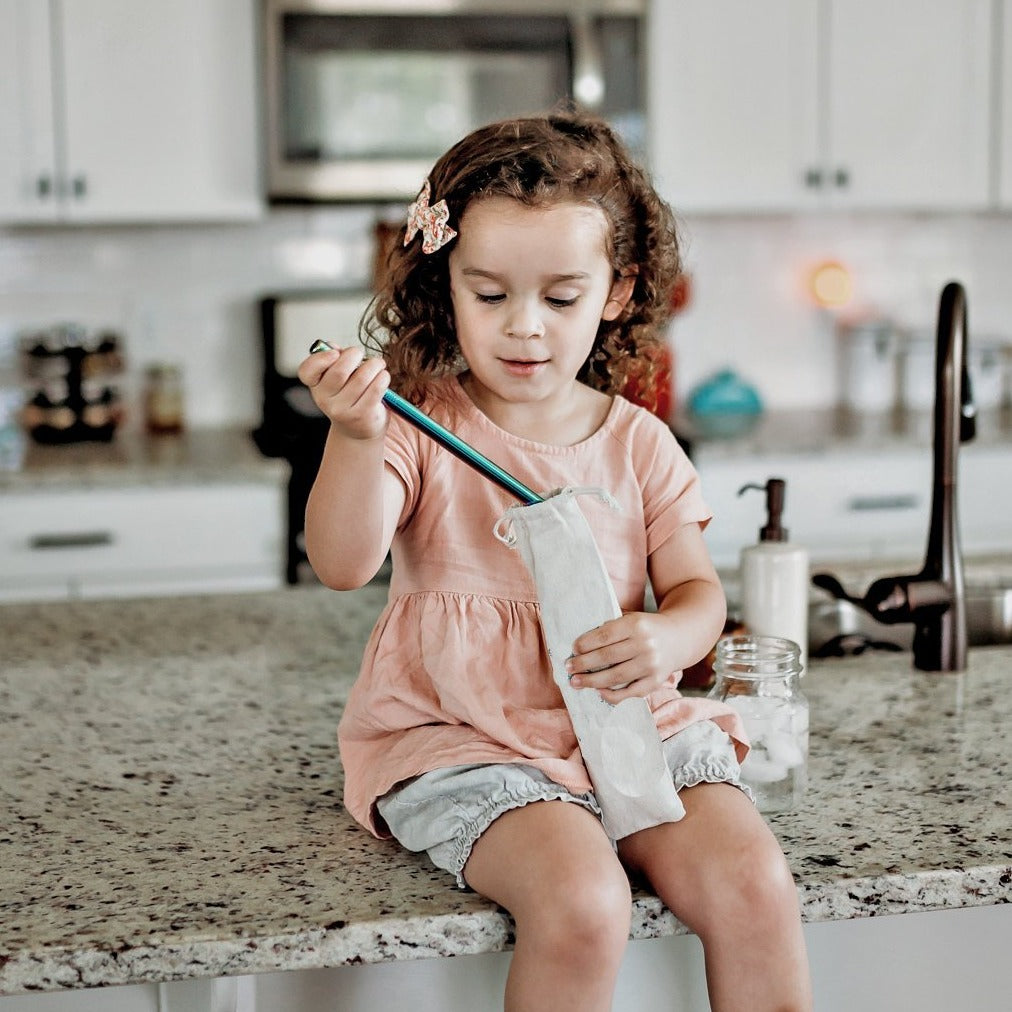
699, 834, 799, 936
518, 862, 632, 966
740, 842, 798, 914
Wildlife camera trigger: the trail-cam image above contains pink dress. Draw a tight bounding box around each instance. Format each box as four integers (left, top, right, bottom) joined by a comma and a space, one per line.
338, 376, 747, 836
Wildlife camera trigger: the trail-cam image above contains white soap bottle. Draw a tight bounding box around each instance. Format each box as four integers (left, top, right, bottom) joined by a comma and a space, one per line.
738, 478, 810, 670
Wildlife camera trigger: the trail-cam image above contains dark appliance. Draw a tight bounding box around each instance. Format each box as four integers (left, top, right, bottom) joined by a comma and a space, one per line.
254, 290, 373, 583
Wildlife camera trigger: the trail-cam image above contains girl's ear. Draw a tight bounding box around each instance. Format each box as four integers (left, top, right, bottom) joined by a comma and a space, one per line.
602, 273, 636, 321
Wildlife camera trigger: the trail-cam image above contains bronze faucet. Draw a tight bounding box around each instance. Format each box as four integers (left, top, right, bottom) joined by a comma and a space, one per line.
813, 282, 976, 672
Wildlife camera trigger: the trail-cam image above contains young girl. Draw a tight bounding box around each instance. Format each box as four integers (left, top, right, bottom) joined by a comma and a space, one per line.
298, 112, 812, 1012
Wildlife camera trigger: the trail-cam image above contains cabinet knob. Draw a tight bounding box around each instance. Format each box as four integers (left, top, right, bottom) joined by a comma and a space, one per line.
36, 175, 52, 199
803, 167, 823, 188
834, 167, 850, 188
71, 175, 88, 199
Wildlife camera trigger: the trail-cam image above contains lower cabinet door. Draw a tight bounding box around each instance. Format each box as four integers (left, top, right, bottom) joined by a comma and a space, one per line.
0, 483, 283, 602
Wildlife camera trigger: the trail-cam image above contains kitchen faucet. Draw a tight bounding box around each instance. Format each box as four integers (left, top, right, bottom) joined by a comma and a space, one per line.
813, 281, 976, 672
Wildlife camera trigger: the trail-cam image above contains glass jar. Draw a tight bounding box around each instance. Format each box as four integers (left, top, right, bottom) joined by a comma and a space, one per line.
144, 363, 185, 435
707, 635, 808, 812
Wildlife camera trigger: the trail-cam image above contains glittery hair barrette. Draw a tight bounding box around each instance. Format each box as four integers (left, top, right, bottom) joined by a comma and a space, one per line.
404, 179, 457, 254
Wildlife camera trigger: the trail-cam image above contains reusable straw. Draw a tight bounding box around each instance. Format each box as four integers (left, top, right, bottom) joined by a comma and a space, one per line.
309, 340, 543, 505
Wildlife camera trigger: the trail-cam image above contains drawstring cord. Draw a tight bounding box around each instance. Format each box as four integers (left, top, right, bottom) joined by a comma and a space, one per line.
493, 486, 620, 547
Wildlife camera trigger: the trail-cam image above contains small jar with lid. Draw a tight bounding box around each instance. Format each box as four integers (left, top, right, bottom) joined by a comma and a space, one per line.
144, 363, 185, 435
707, 635, 809, 812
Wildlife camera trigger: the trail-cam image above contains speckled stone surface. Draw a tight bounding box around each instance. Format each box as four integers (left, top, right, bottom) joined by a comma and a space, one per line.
678, 404, 1012, 458
0, 427, 287, 492
1, 586, 1009, 996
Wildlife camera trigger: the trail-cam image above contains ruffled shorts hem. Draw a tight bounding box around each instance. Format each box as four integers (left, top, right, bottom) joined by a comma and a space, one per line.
376, 719, 748, 889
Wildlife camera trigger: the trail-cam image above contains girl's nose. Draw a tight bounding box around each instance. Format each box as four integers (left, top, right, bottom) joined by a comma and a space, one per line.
504, 301, 545, 339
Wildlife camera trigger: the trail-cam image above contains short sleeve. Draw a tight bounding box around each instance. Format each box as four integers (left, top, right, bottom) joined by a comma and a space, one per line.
633, 411, 711, 555
383, 412, 423, 528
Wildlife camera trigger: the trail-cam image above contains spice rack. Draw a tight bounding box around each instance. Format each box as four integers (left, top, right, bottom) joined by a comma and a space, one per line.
19, 325, 125, 444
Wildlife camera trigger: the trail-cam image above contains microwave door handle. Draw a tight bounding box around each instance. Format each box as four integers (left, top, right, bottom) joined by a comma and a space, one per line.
571, 12, 605, 110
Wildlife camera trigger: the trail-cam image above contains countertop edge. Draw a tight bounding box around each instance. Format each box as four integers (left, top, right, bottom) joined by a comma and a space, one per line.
3, 871, 1009, 997
0, 911, 513, 996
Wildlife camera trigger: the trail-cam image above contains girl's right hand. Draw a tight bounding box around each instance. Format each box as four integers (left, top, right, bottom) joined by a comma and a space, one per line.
297, 344, 391, 441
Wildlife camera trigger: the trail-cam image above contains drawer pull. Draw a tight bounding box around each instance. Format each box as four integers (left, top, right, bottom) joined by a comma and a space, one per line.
847, 494, 919, 512
29, 531, 114, 550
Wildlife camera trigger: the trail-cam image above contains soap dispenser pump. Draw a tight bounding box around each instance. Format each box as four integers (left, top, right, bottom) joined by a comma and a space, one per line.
738, 478, 810, 669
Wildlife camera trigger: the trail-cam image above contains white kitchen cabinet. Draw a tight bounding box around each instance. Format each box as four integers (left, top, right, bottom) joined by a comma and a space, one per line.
0, 978, 254, 1012
0, 1, 57, 221
997, 0, 1012, 205
695, 443, 1012, 570
648, 0, 993, 212
0, 0, 262, 224
0, 482, 284, 602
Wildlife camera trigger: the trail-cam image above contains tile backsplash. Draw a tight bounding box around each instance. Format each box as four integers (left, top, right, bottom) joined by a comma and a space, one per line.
2, 208, 1011, 429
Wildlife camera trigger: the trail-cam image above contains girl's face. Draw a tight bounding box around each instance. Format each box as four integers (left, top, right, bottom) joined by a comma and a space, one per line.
448, 197, 632, 415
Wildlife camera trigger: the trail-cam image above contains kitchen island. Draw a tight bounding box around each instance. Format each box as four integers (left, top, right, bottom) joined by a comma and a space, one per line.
1, 585, 1009, 1008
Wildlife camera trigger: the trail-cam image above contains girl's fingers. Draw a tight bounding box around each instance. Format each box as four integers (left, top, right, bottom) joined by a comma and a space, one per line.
566, 637, 631, 679
342, 354, 389, 405
322, 345, 365, 390
296, 346, 339, 387
595, 677, 658, 703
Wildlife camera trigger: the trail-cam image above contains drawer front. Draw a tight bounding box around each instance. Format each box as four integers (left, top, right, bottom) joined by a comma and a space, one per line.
0, 483, 283, 600
697, 452, 932, 567
696, 445, 1011, 569
959, 447, 1012, 555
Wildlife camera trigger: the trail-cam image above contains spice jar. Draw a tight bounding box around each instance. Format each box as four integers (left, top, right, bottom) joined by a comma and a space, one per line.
144, 363, 185, 435
708, 635, 808, 812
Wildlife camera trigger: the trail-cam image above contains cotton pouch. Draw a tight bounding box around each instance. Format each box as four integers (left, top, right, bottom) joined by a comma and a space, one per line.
494, 487, 686, 841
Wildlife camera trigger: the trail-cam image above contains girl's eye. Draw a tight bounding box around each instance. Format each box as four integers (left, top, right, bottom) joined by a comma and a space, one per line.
476, 293, 505, 305
547, 296, 578, 309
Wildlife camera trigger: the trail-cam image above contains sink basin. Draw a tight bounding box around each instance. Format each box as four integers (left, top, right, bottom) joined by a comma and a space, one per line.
966, 584, 1012, 646
809, 584, 1012, 657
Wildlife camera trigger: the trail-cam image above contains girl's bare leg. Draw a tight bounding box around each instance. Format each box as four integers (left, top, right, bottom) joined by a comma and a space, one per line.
463, 800, 632, 1012
619, 783, 813, 1012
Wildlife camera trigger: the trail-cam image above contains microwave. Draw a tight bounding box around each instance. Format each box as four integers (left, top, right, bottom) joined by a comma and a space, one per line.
263, 0, 647, 202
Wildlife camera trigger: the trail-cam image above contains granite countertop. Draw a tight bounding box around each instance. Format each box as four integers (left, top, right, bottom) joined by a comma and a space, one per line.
1, 586, 1010, 996
678, 404, 1012, 460
0, 427, 288, 492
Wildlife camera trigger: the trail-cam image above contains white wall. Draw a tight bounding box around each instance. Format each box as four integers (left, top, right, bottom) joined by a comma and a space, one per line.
0, 207, 378, 430
3, 209, 1012, 428
674, 211, 1012, 414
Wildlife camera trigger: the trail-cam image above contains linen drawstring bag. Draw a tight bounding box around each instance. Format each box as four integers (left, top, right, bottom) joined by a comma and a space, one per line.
495, 487, 686, 841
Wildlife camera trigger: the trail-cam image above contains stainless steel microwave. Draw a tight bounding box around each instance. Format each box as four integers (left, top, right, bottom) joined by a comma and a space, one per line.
263, 0, 646, 202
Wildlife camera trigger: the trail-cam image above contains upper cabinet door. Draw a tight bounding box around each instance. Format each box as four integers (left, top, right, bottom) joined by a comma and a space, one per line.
647, 0, 993, 213
825, 0, 992, 210
58, 0, 262, 222
0, 0, 59, 222
997, 0, 1012, 206
648, 0, 820, 212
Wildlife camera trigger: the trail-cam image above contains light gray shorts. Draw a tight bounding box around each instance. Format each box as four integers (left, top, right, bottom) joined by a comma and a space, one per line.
376, 719, 749, 889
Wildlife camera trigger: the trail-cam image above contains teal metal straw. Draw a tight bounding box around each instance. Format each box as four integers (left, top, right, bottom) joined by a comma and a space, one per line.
309, 340, 543, 505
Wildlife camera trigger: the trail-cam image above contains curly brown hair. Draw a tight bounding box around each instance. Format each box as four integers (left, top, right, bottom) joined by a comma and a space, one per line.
364, 110, 682, 405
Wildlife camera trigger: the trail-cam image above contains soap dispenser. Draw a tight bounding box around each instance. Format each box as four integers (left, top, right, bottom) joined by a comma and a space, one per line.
738, 478, 809, 669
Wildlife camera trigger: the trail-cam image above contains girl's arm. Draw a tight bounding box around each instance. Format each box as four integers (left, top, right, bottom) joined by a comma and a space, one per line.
297, 345, 406, 589
565, 521, 726, 702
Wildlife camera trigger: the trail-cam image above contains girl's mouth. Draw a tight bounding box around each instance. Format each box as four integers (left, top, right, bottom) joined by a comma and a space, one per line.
501, 358, 548, 377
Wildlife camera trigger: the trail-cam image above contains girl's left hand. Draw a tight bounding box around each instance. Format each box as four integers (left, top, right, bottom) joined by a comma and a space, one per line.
566, 612, 683, 702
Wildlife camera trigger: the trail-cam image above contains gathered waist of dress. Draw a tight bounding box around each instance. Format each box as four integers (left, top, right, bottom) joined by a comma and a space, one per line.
388, 567, 539, 603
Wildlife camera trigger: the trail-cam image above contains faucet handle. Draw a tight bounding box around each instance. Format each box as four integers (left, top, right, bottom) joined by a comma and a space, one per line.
812, 572, 863, 607
813, 571, 951, 627
812, 571, 908, 621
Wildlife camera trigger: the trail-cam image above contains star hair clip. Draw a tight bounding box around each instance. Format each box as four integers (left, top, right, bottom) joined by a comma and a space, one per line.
404, 179, 457, 254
